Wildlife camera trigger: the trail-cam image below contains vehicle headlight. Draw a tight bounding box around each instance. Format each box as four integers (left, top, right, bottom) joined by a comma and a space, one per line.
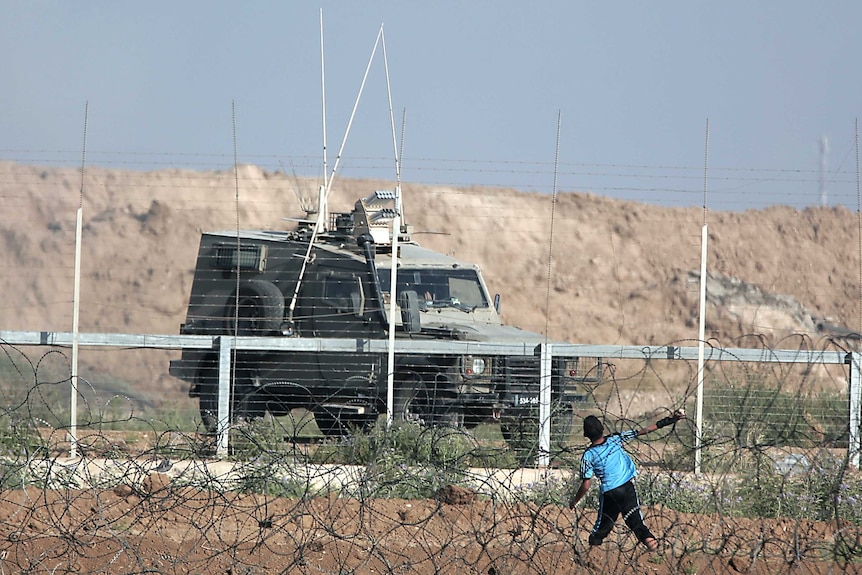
463, 356, 487, 377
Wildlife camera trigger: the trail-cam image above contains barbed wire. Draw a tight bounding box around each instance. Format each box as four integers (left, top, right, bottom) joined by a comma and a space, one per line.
0, 337, 859, 574
1, 152, 859, 210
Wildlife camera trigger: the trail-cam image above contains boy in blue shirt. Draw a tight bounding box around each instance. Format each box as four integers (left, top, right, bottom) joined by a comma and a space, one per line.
569, 410, 685, 551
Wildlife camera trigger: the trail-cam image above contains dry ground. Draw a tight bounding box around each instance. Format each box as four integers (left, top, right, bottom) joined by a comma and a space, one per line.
0, 429, 856, 574
0, 482, 857, 575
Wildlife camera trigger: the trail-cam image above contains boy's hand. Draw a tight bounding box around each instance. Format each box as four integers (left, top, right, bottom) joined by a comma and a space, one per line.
656, 408, 686, 429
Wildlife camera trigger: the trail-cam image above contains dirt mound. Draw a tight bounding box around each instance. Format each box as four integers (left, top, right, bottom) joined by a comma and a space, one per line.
1, 161, 859, 403
435, 484, 478, 505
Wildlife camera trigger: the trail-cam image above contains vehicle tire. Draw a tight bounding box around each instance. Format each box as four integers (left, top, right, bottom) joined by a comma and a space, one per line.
313, 403, 376, 437
224, 280, 285, 335
553, 405, 575, 441
394, 378, 463, 428
234, 382, 266, 423
197, 363, 220, 434
393, 381, 430, 426
462, 417, 482, 430
197, 363, 266, 434
437, 409, 465, 429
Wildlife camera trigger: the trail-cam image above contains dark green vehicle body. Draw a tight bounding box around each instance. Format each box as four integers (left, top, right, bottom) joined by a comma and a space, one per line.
169, 192, 598, 438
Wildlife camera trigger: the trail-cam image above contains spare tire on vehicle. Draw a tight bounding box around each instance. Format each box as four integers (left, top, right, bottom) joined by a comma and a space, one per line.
224, 280, 285, 335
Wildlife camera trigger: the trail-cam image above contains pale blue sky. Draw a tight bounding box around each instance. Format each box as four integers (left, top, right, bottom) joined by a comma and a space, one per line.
2, 1, 861, 211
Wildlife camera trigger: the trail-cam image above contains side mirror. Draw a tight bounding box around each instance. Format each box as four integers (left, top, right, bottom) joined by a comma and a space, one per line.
351, 276, 366, 316
351, 291, 365, 317
494, 293, 501, 314
399, 290, 422, 334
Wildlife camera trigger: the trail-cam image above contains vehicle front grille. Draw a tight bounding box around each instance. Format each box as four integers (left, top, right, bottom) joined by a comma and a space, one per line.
498, 356, 542, 396
495, 355, 590, 405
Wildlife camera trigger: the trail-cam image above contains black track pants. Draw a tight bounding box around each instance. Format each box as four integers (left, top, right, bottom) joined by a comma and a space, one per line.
588, 479, 655, 546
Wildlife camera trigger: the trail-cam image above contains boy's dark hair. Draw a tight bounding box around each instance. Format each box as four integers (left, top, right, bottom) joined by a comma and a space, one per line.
583, 415, 604, 441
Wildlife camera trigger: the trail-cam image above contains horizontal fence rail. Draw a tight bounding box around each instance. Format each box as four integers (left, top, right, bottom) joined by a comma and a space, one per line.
1, 330, 859, 468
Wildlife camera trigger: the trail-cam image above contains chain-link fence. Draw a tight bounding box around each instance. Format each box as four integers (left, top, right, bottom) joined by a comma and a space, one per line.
0, 334, 860, 574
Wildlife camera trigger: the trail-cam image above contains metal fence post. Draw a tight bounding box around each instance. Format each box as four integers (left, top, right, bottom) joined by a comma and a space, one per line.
537, 343, 552, 467
850, 351, 861, 469
217, 336, 233, 457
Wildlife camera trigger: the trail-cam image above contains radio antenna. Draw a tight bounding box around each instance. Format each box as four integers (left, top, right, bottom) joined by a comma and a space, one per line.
317, 9, 329, 229
396, 107, 407, 219
287, 23, 389, 326
695, 117, 710, 476
381, 26, 403, 215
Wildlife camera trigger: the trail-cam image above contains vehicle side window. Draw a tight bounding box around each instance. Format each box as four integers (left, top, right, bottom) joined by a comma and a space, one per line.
323, 274, 358, 311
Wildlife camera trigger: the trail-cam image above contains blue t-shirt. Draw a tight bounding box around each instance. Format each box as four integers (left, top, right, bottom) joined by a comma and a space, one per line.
579, 430, 639, 492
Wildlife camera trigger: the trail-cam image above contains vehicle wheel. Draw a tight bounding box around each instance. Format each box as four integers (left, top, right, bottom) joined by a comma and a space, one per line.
350, 412, 379, 433
393, 381, 431, 426
394, 379, 463, 428
437, 409, 465, 429
553, 405, 575, 441
313, 404, 376, 437
234, 382, 266, 423
197, 363, 220, 434
225, 280, 285, 335
463, 411, 487, 430
463, 419, 481, 431
197, 364, 266, 434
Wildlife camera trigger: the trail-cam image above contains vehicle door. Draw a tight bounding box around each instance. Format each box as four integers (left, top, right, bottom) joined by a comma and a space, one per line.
309, 262, 383, 396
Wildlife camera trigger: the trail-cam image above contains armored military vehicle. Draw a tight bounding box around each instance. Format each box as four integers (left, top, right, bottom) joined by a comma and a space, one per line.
169, 189, 598, 442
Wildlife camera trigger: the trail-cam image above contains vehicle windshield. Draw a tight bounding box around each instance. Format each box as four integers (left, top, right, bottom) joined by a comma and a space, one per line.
378, 268, 489, 310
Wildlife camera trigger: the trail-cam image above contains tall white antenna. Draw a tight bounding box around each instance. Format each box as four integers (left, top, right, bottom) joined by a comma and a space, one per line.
820, 135, 829, 207
287, 24, 391, 325
380, 26, 402, 212
318, 9, 329, 229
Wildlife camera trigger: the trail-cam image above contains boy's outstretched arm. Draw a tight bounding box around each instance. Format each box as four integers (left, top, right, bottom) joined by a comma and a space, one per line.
569, 478, 591, 509
637, 409, 686, 436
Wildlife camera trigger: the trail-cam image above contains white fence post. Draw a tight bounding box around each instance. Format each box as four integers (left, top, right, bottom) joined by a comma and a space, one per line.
217, 336, 233, 457
850, 351, 861, 469
537, 343, 552, 467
